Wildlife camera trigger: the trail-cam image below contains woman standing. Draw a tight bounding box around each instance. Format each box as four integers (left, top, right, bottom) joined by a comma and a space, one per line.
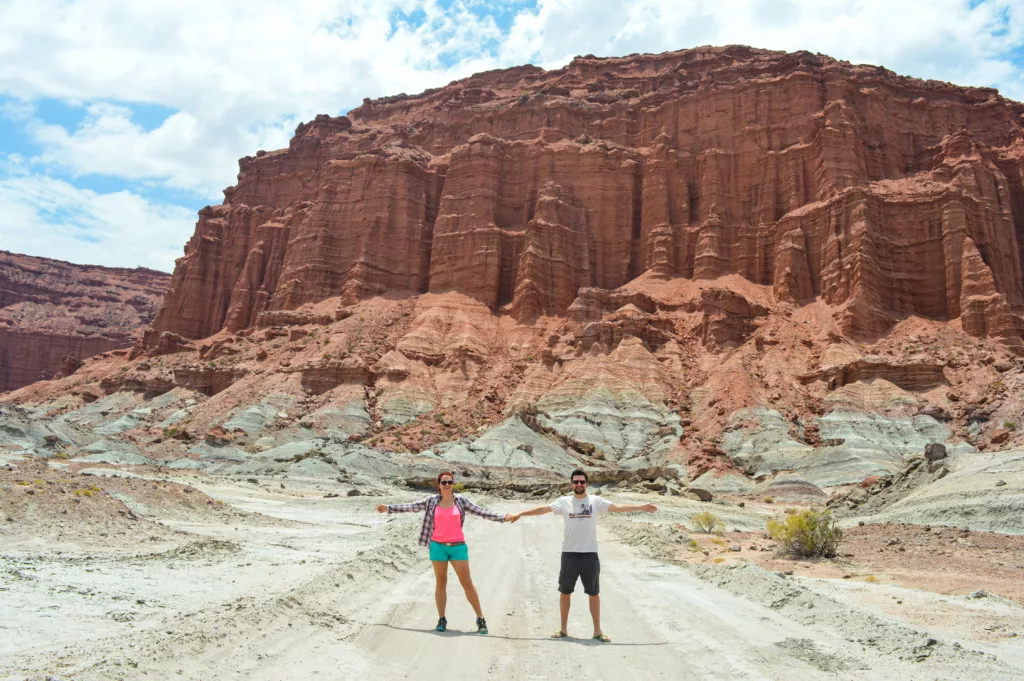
376, 471, 515, 634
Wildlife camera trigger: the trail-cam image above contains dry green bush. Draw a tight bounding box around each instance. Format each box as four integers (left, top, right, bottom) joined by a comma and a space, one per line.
691, 511, 726, 534
768, 509, 842, 558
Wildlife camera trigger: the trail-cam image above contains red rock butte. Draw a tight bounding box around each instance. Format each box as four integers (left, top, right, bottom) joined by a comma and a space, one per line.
149, 45, 1024, 350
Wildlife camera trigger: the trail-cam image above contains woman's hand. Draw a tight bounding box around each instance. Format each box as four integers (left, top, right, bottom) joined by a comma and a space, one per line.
375, 504, 388, 514
640, 503, 658, 513
505, 513, 519, 523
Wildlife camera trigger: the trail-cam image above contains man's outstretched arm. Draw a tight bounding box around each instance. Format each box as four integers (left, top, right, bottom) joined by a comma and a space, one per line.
608, 503, 658, 513
506, 505, 553, 522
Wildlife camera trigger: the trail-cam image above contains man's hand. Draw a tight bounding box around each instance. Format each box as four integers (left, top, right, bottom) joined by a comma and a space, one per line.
375, 504, 387, 514
641, 503, 658, 513
505, 513, 520, 523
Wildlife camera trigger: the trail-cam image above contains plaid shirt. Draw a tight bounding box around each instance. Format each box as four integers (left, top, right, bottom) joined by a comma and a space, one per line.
387, 493, 507, 547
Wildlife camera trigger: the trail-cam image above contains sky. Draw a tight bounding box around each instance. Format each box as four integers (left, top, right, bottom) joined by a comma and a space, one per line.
1, 0, 1023, 272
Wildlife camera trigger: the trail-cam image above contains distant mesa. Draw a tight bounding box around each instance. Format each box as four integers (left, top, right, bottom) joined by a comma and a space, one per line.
0, 250, 170, 392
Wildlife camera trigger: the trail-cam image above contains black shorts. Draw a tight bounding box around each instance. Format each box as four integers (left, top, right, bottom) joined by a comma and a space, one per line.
558, 552, 600, 596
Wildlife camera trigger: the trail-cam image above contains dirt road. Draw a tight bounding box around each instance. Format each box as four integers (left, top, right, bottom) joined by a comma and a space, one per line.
349, 514, 941, 681
1, 487, 1019, 680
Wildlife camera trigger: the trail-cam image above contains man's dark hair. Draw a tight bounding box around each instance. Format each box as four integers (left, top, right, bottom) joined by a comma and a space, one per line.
570, 469, 588, 482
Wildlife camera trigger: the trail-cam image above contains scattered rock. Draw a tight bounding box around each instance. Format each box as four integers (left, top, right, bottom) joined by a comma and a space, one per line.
924, 442, 947, 462
685, 487, 713, 502
204, 426, 233, 446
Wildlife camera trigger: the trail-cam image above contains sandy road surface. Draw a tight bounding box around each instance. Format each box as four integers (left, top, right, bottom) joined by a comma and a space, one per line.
0, 487, 1019, 680
352, 516, 939, 681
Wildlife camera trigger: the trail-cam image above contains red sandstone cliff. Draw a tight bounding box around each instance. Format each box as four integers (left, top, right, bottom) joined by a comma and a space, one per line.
149, 45, 1024, 349
0, 251, 170, 392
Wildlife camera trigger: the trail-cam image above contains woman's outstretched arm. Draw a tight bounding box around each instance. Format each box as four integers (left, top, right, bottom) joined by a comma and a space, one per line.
461, 497, 513, 523
376, 498, 430, 514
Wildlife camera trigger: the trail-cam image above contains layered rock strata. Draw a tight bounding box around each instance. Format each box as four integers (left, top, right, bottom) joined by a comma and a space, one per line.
150, 46, 1024, 349
0, 251, 169, 392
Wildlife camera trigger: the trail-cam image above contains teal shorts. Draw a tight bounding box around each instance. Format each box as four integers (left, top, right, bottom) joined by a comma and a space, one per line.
429, 541, 469, 562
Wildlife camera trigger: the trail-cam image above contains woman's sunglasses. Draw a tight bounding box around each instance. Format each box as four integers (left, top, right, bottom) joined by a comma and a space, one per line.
439, 480, 455, 486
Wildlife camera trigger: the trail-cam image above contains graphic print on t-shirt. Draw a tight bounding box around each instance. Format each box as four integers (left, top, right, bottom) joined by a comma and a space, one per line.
569, 503, 593, 519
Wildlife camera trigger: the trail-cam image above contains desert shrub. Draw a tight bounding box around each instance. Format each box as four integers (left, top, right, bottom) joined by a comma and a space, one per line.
1004, 421, 1017, 431
692, 511, 725, 534
452, 482, 468, 493
864, 575, 878, 583
767, 509, 842, 558
763, 497, 774, 504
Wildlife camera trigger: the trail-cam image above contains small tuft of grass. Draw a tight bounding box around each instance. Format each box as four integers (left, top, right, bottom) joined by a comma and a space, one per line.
452, 482, 468, 493
764, 497, 774, 504
864, 575, 878, 583
692, 511, 726, 534
1004, 421, 1017, 431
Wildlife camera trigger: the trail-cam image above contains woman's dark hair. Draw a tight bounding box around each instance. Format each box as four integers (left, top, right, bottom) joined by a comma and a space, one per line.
437, 471, 455, 491
570, 469, 587, 482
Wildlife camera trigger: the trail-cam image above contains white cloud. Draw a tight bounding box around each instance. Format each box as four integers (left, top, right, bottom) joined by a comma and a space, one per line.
0, 0, 509, 197
501, 1, 1024, 100
0, 159, 194, 271
0, 0, 1022, 266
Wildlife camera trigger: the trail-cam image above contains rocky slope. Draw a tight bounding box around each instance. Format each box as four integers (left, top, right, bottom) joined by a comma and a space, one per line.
4, 46, 1024, 509
0, 251, 170, 392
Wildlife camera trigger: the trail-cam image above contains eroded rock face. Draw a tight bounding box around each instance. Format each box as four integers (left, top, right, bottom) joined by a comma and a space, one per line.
148, 46, 1024, 349
0, 251, 169, 392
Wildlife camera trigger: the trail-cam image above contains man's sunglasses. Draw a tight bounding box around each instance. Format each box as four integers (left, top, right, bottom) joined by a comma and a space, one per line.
439, 480, 455, 486
572, 480, 587, 485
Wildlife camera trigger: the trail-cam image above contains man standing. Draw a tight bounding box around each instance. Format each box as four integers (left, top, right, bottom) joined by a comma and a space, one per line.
507, 469, 657, 641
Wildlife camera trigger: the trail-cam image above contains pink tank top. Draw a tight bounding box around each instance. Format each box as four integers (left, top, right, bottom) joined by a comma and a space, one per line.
431, 504, 465, 543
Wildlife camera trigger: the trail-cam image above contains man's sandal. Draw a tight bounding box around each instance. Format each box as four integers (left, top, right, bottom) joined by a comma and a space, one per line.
592, 634, 611, 642
551, 630, 568, 639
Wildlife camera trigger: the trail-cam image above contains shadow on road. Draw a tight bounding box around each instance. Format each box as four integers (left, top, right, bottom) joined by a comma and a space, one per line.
376, 623, 668, 647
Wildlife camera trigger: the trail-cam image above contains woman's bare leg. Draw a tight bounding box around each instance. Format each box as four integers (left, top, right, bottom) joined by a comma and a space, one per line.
449, 560, 483, 618
432, 560, 448, 617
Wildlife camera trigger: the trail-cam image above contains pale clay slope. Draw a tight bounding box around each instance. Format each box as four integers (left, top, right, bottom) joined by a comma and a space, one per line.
1, 481, 1022, 680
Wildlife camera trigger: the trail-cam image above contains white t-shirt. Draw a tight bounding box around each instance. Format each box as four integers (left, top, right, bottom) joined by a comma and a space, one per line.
549, 494, 612, 553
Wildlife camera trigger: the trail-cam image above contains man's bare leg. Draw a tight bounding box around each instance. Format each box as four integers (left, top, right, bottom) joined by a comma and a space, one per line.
559, 593, 571, 634
589, 594, 602, 637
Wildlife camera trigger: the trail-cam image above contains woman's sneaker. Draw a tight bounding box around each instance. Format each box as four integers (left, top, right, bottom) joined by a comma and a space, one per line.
476, 617, 488, 635
435, 617, 447, 632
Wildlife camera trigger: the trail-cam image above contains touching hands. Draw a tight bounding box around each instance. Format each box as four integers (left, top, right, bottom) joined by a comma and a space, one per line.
375, 504, 388, 513
505, 513, 520, 523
